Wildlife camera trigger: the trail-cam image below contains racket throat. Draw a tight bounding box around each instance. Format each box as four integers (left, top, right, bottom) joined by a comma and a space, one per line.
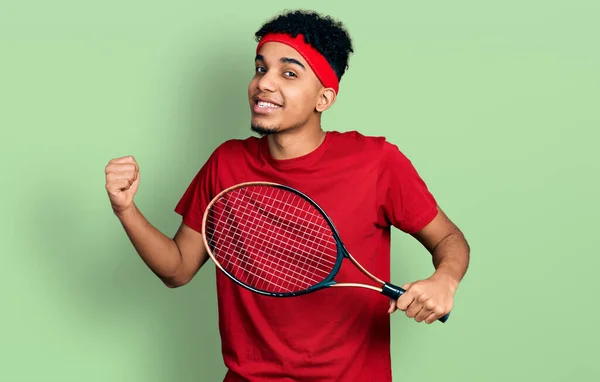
380, 282, 405, 300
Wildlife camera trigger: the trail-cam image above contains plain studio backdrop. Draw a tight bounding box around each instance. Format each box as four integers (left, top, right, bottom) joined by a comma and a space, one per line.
1, 1, 598, 381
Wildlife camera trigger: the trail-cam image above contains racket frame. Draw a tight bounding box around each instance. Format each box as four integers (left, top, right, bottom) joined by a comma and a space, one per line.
201, 181, 450, 323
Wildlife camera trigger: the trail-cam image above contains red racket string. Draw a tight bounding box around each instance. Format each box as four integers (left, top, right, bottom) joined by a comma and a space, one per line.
204, 185, 339, 293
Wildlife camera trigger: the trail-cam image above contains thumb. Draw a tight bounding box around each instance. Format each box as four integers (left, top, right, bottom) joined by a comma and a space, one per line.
388, 299, 398, 314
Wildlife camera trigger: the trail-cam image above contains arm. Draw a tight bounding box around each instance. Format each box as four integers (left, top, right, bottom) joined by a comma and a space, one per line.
374, 141, 470, 322
106, 156, 209, 288
391, 207, 470, 323
115, 204, 209, 288
412, 207, 470, 291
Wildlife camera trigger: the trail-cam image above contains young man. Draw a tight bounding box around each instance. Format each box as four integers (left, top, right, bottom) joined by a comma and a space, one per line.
105, 10, 470, 382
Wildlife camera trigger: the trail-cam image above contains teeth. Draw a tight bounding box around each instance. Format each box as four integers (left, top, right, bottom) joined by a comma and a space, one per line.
258, 101, 279, 108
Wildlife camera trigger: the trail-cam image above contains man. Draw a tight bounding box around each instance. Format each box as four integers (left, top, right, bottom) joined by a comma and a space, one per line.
105, 9, 470, 382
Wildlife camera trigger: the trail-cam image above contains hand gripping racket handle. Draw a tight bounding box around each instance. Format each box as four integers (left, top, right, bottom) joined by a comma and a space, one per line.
381, 283, 451, 323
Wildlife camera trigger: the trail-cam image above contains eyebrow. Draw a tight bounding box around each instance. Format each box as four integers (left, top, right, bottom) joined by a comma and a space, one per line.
255, 54, 306, 70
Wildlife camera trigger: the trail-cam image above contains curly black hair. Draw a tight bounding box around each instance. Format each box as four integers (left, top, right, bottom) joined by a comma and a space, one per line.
254, 9, 354, 81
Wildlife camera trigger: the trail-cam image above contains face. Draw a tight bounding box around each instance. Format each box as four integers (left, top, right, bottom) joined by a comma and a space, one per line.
248, 42, 334, 136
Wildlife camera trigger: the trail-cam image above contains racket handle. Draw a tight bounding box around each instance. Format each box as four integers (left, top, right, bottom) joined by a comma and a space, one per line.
381, 283, 451, 323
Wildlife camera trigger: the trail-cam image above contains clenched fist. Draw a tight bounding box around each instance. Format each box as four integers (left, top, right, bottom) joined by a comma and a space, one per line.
105, 156, 140, 213
388, 273, 456, 324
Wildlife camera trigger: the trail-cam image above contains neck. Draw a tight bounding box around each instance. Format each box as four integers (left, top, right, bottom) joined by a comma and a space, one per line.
267, 125, 326, 160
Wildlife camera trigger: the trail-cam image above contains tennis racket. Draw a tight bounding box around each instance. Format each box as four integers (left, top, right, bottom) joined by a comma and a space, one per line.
201, 181, 450, 323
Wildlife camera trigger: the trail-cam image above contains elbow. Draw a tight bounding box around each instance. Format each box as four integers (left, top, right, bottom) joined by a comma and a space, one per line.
163, 279, 188, 289
160, 257, 193, 288
161, 274, 192, 289
163, 281, 184, 289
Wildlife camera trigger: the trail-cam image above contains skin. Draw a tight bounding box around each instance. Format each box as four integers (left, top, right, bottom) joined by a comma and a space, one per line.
248, 41, 336, 159
390, 209, 470, 323
104, 39, 470, 324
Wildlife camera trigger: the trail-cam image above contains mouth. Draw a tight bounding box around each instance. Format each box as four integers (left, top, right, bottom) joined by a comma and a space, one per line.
256, 100, 281, 108
252, 97, 282, 114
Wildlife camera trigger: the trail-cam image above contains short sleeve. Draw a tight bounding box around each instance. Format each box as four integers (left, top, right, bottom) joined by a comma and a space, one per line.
174, 151, 219, 233
375, 142, 438, 233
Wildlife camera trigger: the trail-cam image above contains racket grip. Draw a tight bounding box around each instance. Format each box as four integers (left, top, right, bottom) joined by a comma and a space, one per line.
381, 283, 451, 323
381, 282, 405, 300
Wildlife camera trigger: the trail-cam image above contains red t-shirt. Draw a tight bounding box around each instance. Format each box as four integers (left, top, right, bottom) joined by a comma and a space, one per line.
174, 130, 438, 382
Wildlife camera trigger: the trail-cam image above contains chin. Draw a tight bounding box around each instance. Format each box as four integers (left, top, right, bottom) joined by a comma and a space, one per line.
251, 122, 281, 136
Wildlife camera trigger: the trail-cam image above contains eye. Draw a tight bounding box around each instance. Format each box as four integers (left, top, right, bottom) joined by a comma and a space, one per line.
284, 71, 297, 78
255, 66, 266, 74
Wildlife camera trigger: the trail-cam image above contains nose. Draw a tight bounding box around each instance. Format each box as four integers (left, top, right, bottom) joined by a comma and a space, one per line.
256, 71, 277, 93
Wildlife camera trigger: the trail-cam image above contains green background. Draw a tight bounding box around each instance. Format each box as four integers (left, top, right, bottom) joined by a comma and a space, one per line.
1, 0, 598, 381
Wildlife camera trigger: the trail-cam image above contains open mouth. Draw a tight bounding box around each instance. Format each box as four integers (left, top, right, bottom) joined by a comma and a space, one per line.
255, 100, 281, 109
252, 97, 282, 115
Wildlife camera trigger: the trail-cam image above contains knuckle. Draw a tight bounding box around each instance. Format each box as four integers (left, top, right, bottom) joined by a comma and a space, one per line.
410, 286, 422, 295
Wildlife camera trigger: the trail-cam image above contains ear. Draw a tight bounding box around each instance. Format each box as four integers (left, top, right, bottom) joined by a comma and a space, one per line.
315, 88, 337, 112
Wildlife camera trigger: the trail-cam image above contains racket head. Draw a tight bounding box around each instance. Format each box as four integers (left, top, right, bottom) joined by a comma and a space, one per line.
201, 182, 346, 297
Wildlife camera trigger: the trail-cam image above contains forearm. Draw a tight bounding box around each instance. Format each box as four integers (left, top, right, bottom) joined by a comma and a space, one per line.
115, 203, 183, 284
430, 231, 470, 291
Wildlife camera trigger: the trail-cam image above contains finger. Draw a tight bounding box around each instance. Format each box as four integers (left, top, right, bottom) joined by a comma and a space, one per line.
414, 301, 435, 323
388, 299, 397, 314
403, 284, 429, 319
405, 300, 422, 319
106, 166, 138, 183
106, 170, 137, 183
106, 179, 133, 194
425, 306, 449, 324
105, 163, 137, 174
109, 155, 137, 165
425, 309, 445, 324
396, 283, 414, 311
108, 157, 139, 175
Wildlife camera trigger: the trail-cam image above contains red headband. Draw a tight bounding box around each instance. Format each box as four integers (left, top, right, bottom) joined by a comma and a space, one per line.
256, 32, 339, 94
